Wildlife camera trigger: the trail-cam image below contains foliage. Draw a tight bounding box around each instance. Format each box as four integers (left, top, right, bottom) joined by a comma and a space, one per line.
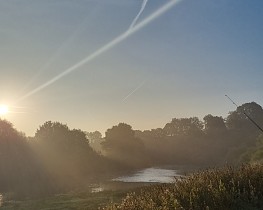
86, 131, 103, 143
163, 117, 204, 137
242, 135, 263, 163
203, 114, 227, 134
0, 119, 49, 197
103, 164, 263, 210
136, 102, 263, 165
226, 102, 263, 143
31, 121, 111, 190
0, 120, 128, 198
102, 123, 148, 167
86, 131, 104, 153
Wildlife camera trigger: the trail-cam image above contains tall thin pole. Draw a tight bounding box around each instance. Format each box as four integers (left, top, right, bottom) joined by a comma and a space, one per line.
225, 95, 263, 133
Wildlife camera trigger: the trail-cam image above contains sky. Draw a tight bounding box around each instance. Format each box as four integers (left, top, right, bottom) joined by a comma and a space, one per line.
0, 0, 262, 136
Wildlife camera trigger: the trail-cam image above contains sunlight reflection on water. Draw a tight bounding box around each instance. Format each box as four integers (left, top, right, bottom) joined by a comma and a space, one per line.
91, 187, 104, 193
112, 167, 180, 183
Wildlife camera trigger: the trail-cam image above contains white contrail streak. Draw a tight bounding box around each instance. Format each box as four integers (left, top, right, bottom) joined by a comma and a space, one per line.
17, 0, 183, 102
122, 80, 146, 102
129, 0, 148, 30
20, 7, 100, 94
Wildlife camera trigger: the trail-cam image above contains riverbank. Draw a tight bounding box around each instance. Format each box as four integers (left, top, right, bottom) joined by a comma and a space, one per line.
0, 165, 193, 209
103, 163, 263, 210
0, 189, 130, 210
0, 166, 183, 209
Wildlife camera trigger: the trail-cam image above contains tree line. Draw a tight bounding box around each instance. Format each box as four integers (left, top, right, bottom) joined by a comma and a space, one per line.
97, 101, 263, 166
0, 101, 262, 198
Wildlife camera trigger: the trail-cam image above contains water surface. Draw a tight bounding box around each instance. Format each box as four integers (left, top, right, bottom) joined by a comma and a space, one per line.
112, 167, 181, 183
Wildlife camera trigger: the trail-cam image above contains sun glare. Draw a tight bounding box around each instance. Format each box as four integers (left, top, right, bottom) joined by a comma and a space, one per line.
0, 104, 9, 116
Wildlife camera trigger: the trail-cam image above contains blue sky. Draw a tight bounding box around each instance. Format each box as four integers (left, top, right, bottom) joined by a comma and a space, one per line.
0, 0, 262, 136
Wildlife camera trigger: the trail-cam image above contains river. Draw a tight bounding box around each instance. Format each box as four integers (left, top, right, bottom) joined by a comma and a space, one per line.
91, 166, 184, 193
112, 167, 181, 183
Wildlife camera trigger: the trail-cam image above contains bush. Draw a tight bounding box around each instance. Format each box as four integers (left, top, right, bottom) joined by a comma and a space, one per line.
102, 164, 263, 210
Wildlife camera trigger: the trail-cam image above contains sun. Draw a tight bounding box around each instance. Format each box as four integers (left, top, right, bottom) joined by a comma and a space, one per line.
0, 104, 9, 116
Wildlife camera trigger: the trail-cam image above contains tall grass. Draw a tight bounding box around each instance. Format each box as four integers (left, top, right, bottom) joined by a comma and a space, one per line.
102, 163, 263, 210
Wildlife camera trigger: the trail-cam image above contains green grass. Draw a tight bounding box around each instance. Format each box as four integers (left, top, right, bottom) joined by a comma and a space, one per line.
103, 163, 263, 210
0, 190, 128, 210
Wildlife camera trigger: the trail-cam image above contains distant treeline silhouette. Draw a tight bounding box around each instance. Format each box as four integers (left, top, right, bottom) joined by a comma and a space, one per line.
0, 101, 263, 198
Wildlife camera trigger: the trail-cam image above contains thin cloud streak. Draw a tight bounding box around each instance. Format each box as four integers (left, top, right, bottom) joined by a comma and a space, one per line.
19, 8, 99, 94
129, 0, 148, 30
122, 80, 146, 102
17, 0, 183, 103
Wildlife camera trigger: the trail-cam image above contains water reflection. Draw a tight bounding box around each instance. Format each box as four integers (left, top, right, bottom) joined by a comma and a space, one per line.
112, 167, 180, 183
91, 187, 104, 193
90, 167, 183, 193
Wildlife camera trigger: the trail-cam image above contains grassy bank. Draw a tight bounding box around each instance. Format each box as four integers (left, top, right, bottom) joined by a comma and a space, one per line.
1, 164, 262, 209
103, 163, 263, 210
0, 190, 128, 210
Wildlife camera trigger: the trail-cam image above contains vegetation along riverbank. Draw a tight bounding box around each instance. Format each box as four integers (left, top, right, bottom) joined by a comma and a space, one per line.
103, 163, 263, 210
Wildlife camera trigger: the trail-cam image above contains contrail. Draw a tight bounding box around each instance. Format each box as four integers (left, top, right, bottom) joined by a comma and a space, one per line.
19, 7, 99, 94
129, 0, 148, 30
122, 80, 146, 102
17, 0, 183, 103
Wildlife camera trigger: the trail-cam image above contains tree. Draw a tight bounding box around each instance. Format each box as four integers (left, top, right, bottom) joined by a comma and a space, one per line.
86, 131, 103, 153
163, 117, 203, 137
102, 123, 147, 167
86, 131, 102, 143
0, 119, 46, 195
33, 121, 100, 187
226, 102, 263, 131
35, 121, 92, 152
145, 128, 166, 139
203, 114, 227, 135
0, 119, 25, 191
226, 102, 263, 144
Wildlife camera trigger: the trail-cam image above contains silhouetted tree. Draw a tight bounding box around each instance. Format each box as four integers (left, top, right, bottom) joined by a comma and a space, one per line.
86, 131, 103, 153
86, 131, 102, 143
0, 119, 51, 197
0, 119, 26, 191
226, 102, 263, 133
163, 117, 203, 137
203, 115, 227, 135
102, 123, 147, 167
135, 128, 170, 165
33, 121, 102, 188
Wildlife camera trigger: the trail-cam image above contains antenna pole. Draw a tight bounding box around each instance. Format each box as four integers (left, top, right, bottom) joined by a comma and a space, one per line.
225, 95, 263, 133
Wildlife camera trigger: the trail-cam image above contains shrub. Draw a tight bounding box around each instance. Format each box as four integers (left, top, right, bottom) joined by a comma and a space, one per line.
102, 164, 263, 209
